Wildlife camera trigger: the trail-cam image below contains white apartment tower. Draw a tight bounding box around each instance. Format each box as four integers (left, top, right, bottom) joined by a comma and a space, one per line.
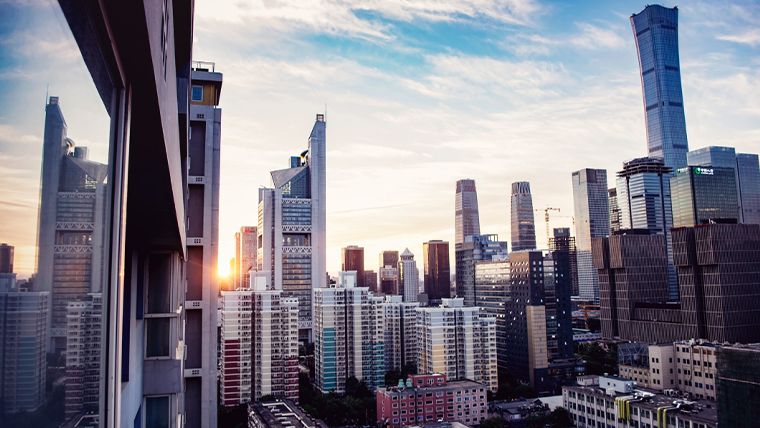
416, 298, 498, 392
220, 273, 300, 406
258, 114, 326, 343
314, 272, 385, 394
398, 248, 419, 303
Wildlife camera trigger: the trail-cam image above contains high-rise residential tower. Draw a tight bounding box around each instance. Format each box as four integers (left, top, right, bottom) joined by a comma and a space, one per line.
398, 248, 419, 303
416, 298, 498, 392
258, 114, 327, 343
423, 240, 450, 302
185, 65, 223, 426
455, 179, 481, 246
572, 169, 609, 303
687, 146, 760, 225
341, 245, 365, 287
382, 295, 419, 372
234, 226, 257, 290
631, 5, 689, 171
510, 181, 537, 251
313, 272, 385, 393
616, 157, 678, 300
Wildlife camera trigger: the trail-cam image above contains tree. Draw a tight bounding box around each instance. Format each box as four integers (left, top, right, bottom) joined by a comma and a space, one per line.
479, 417, 507, 428
577, 342, 617, 376
548, 407, 573, 427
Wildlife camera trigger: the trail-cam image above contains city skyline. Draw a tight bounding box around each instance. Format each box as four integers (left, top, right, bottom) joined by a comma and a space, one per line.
2, 1, 760, 278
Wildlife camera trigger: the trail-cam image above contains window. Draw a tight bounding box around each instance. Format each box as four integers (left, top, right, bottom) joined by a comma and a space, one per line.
145, 396, 170, 428
191, 85, 203, 101
146, 318, 171, 358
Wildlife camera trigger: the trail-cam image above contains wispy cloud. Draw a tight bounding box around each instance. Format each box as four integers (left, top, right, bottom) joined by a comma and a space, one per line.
717, 29, 760, 46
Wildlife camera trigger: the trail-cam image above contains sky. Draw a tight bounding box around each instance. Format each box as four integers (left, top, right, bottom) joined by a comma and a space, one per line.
1, 0, 759, 278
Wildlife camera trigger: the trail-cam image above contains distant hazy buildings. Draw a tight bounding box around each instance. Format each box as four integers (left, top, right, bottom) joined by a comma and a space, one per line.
455, 179, 481, 246
631, 4, 689, 172
0, 290, 48, 413
616, 157, 678, 300
185, 65, 223, 425
423, 240, 450, 302
455, 234, 507, 306
234, 226, 257, 290
671, 166, 739, 228
687, 146, 760, 224
314, 272, 385, 393
258, 114, 327, 343
510, 181, 537, 251
416, 298, 498, 392
341, 245, 365, 287
379, 250, 400, 295
0, 243, 15, 292
36, 96, 107, 354
398, 249, 420, 303
572, 169, 609, 303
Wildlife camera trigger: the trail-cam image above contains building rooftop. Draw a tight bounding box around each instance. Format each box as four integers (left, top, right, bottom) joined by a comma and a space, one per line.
249, 400, 327, 428
566, 377, 717, 424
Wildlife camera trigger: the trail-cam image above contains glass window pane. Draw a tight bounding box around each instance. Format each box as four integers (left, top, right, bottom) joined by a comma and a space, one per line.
145, 396, 169, 428
146, 318, 171, 358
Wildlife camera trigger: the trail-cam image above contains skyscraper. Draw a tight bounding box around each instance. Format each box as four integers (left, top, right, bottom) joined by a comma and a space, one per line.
234, 226, 257, 290
0, 243, 15, 292
510, 181, 537, 251
416, 298, 498, 392
380, 250, 400, 269
35, 96, 107, 354
671, 166, 739, 228
379, 264, 400, 295
572, 169, 610, 303
687, 146, 760, 225
616, 157, 678, 300
258, 114, 327, 343
341, 245, 365, 287
422, 240, 451, 302
455, 179, 481, 246
549, 228, 579, 297
455, 234, 507, 306
631, 5, 689, 171
398, 248, 419, 303
185, 64, 223, 426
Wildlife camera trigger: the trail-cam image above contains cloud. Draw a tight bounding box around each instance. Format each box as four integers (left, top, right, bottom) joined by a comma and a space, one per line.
194, 0, 542, 44
717, 29, 760, 46
501, 22, 626, 57
568, 22, 625, 49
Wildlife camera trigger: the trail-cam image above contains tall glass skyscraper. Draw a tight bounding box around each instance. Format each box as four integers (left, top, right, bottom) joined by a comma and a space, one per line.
455, 179, 481, 247
510, 181, 537, 251
572, 169, 609, 303
258, 114, 327, 343
631, 5, 689, 171
687, 146, 760, 225
671, 166, 739, 228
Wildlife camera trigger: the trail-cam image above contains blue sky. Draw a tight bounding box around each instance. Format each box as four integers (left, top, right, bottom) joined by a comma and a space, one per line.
1, 0, 759, 276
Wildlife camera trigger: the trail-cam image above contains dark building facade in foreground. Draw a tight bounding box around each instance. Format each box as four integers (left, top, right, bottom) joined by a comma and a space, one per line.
717, 344, 760, 427
594, 224, 760, 344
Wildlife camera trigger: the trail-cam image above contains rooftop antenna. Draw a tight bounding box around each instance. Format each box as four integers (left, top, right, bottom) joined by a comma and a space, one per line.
45, 83, 49, 107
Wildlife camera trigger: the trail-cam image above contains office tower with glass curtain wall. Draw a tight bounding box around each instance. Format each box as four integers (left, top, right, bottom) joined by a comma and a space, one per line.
510, 181, 537, 251
423, 240, 451, 301
572, 169, 609, 303
258, 114, 327, 343
455, 179, 481, 246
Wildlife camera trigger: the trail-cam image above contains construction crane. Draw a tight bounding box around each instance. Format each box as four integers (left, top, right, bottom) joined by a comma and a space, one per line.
535, 207, 561, 246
